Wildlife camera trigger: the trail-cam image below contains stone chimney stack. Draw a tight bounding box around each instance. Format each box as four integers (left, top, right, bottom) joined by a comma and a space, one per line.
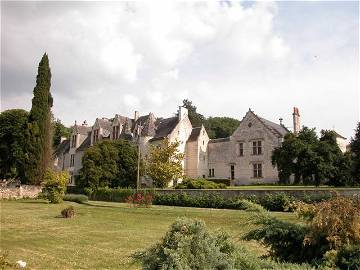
134, 111, 139, 122
178, 106, 188, 121
292, 107, 301, 134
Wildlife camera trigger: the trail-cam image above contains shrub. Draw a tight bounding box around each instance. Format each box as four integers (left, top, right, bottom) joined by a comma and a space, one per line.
42, 169, 68, 203
126, 192, 153, 207
90, 187, 135, 202
63, 194, 88, 204
336, 245, 360, 270
207, 178, 231, 186
133, 217, 236, 269
61, 206, 75, 218
243, 216, 329, 263
175, 178, 226, 189
297, 196, 360, 249
258, 192, 296, 212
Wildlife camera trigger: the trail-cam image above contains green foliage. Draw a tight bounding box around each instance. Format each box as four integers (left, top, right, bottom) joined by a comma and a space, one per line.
175, 178, 227, 189
350, 122, 360, 184
0, 109, 29, 181
207, 178, 231, 186
89, 187, 139, 202
146, 138, 184, 188
205, 116, 240, 139
272, 128, 352, 186
258, 192, 296, 212
25, 53, 53, 184
79, 140, 139, 189
63, 194, 88, 204
42, 169, 68, 203
243, 216, 329, 263
336, 245, 360, 270
52, 118, 71, 148
61, 206, 75, 218
133, 217, 236, 270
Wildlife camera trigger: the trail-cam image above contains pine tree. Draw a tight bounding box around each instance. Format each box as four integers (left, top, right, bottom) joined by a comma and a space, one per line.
25, 53, 53, 184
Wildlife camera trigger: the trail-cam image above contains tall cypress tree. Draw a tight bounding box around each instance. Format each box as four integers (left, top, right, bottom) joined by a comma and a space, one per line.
350, 122, 360, 182
25, 53, 53, 184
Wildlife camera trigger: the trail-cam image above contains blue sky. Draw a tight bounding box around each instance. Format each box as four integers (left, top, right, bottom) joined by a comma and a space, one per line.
1, 1, 358, 140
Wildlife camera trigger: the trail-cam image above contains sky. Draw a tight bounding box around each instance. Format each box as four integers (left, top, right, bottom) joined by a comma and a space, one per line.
1, 1, 359, 140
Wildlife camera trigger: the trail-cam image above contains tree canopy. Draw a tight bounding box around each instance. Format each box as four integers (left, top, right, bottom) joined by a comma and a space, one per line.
350, 122, 360, 182
272, 128, 353, 186
146, 138, 184, 188
0, 109, 29, 180
52, 118, 71, 148
79, 140, 140, 189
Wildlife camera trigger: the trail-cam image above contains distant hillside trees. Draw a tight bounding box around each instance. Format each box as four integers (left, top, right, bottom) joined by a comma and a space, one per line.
24, 53, 54, 184
181, 99, 240, 139
272, 128, 354, 186
78, 140, 140, 190
0, 109, 29, 180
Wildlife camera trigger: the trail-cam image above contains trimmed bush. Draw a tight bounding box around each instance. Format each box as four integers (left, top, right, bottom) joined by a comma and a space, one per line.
175, 179, 226, 189
90, 187, 135, 202
207, 178, 231, 186
258, 192, 296, 212
61, 206, 75, 218
63, 194, 88, 204
133, 217, 236, 269
42, 169, 69, 204
126, 192, 153, 207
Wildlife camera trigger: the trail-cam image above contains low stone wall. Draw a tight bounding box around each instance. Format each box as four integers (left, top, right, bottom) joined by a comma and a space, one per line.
156, 188, 360, 199
0, 185, 42, 199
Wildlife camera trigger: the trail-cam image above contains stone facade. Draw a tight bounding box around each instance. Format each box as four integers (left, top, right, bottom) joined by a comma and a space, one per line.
55, 106, 300, 186
0, 185, 42, 199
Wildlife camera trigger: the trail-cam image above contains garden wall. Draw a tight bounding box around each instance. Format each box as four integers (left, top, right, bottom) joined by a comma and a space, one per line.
0, 185, 42, 199
155, 188, 360, 199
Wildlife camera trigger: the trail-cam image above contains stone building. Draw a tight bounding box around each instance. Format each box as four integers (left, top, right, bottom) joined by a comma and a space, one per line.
54, 106, 302, 186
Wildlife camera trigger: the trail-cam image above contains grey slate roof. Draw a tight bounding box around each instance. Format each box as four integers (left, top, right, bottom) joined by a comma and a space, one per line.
188, 127, 202, 142
258, 117, 289, 137
97, 118, 112, 132
149, 117, 179, 142
77, 133, 91, 152
54, 139, 70, 156
209, 137, 230, 144
73, 125, 92, 135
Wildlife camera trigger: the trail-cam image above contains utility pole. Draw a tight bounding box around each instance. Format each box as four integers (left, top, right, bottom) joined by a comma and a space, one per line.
136, 125, 143, 191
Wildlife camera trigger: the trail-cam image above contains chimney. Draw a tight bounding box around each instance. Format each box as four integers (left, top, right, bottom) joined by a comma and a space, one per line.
82, 120, 87, 126
178, 106, 188, 121
292, 107, 301, 134
134, 111, 139, 122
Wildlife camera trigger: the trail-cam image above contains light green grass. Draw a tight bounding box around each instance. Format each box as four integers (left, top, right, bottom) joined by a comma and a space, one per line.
1, 200, 297, 269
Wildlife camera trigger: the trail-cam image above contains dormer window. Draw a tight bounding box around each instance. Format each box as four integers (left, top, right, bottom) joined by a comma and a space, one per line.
93, 129, 99, 143
71, 134, 77, 148
112, 125, 120, 140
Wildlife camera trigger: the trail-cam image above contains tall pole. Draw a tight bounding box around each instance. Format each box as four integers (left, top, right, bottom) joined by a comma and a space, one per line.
136, 125, 142, 191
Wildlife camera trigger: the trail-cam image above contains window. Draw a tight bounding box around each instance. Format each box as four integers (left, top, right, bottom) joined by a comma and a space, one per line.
239, 143, 244, 156
230, 165, 235, 180
71, 135, 77, 148
93, 129, 99, 143
209, 168, 215, 177
202, 175, 205, 178
112, 125, 120, 140
209, 169, 212, 177
70, 154, 75, 167
253, 163, 262, 178
252, 140, 262, 155
212, 168, 214, 177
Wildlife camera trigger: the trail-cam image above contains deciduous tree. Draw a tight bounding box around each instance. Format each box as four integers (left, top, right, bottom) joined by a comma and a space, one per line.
146, 138, 184, 187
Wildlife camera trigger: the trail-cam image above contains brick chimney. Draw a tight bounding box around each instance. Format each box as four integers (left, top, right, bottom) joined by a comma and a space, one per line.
292, 107, 301, 134
134, 111, 139, 122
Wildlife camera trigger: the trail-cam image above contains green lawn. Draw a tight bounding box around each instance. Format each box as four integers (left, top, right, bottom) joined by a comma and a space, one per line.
1, 200, 297, 269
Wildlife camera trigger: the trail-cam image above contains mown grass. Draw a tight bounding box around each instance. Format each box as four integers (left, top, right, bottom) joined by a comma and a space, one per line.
1, 200, 298, 269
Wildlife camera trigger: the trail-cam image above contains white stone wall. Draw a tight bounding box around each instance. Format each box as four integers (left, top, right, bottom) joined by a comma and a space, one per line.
336, 137, 347, 153
208, 111, 282, 185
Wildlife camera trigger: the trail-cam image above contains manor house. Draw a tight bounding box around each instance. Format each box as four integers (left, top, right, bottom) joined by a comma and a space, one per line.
54, 107, 302, 186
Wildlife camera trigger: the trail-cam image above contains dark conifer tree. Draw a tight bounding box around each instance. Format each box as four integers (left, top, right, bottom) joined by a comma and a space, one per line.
350, 122, 360, 182
25, 53, 53, 184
